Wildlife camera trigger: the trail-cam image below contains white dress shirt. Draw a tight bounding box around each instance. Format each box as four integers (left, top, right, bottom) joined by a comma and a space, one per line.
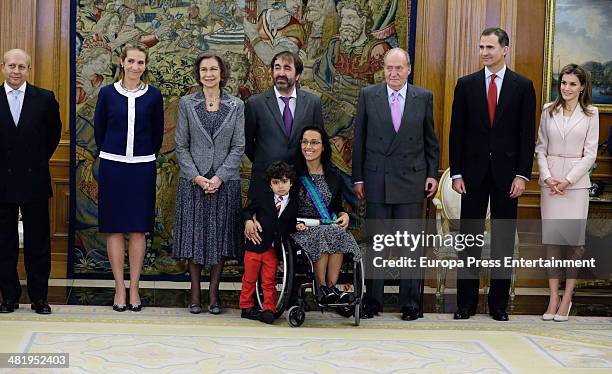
484, 65, 505, 103
274, 193, 290, 216
4, 81, 26, 126
274, 86, 297, 118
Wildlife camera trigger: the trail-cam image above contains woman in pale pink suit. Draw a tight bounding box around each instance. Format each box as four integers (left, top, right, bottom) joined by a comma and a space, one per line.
535, 64, 599, 322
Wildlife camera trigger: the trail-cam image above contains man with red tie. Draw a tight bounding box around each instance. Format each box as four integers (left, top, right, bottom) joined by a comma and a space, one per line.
449, 28, 536, 321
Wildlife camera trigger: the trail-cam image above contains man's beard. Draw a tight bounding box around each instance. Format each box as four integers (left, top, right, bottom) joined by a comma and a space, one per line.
339, 24, 361, 44
274, 77, 295, 91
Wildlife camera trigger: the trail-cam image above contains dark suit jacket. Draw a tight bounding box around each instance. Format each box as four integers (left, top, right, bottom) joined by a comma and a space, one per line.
244, 185, 298, 254
0, 83, 62, 203
352, 82, 439, 204
449, 68, 536, 191
244, 87, 323, 173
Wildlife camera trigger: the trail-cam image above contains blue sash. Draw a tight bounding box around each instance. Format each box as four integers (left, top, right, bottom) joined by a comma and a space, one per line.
300, 176, 337, 224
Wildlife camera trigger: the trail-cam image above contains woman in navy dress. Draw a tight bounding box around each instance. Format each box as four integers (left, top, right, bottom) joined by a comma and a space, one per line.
94, 43, 164, 312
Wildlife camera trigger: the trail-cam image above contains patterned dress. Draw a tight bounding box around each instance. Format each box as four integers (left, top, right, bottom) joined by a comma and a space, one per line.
290, 174, 361, 262
173, 92, 244, 267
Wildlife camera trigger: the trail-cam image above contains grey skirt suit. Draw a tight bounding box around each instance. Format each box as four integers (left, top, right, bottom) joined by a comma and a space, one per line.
173, 91, 245, 266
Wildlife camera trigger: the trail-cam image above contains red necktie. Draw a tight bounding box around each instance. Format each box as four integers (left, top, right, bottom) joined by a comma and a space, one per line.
487, 73, 497, 127
275, 196, 283, 217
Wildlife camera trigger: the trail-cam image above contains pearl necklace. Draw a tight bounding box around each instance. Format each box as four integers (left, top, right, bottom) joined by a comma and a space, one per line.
120, 80, 145, 93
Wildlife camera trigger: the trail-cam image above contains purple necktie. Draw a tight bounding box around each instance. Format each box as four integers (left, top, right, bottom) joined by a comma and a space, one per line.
390, 91, 402, 132
281, 96, 293, 136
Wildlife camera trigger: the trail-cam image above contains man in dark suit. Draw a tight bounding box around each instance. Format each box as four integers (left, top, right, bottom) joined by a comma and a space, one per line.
352, 48, 440, 321
0, 49, 62, 314
244, 51, 323, 197
449, 28, 536, 321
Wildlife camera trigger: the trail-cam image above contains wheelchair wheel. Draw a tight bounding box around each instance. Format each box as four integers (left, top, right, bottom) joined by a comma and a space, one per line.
287, 305, 305, 327
255, 240, 294, 318
354, 303, 360, 326
353, 257, 364, 303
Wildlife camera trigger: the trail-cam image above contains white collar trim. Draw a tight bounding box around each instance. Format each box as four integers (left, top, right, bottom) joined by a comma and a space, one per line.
114, 81, 149, 98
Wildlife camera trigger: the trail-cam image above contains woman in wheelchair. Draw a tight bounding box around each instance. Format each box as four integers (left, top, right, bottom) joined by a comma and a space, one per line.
291, 126, 361, 305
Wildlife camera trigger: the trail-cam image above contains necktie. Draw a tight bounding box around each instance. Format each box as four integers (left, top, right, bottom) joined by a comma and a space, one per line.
487, 73, 497, 127
280, 96, 293, 136
275, 196, 283, 217
9, 90, 21, 126
390, 91, 402, 132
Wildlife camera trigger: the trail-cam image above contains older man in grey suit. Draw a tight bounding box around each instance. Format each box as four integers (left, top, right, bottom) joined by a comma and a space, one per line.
244, 51, 323, 196
352, 48, 439, 320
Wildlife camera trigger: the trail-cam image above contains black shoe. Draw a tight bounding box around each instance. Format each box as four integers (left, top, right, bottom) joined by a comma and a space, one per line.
208, 303, 222, 315
401, 307, 419, 321
112, 304, 127, 312
241, 307, 261, 320
491, 312, 509, 321
31, 300, 51, 315
329, 286, 351, 304
362, 297, 381, 316
317, 286, 339, 305
259, 310, 275, 324
188, 303, 202, 314
128, 303, 142, 312
335, 306, 355, 318
453, 309, 470, 320
0, 301, 19, 313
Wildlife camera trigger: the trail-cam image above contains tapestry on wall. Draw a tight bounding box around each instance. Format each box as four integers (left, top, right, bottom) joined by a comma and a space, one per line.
70, 0, 418, 278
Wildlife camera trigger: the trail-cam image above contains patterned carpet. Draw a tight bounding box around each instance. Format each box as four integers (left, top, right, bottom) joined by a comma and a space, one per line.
0, 305, 611, 373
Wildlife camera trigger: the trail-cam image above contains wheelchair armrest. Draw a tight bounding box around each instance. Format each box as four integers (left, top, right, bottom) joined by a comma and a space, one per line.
298, 218, 321, 227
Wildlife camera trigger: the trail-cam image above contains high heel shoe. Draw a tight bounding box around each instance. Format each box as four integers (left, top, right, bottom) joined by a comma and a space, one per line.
553, 301, 572, 322
542, 296, 561, 321
128, 303, 142, 312
112, 304, 127, 312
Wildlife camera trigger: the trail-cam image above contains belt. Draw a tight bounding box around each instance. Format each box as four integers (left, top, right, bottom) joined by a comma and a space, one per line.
548, 153, 582, 158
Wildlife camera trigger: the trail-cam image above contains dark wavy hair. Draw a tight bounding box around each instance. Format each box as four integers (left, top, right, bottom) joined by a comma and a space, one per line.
549, 63, 594, 117
270, 51, 304, 75
294, 125, 332, 176
192, 51, 230, 87
481, 27, 509, 47
265, 161, 296, 183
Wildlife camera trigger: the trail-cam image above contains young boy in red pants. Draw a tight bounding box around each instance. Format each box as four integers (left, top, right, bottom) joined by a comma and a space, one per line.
241, 161, 304, 323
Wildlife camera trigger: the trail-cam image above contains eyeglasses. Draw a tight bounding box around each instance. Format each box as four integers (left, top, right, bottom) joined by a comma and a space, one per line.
301, 140, 322, 146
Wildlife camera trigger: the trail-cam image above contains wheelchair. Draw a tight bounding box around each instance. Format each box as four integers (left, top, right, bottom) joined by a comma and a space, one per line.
255, 219, 364, 327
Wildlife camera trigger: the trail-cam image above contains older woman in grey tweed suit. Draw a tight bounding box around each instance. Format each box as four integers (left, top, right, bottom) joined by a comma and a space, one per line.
173, 52, 245, 315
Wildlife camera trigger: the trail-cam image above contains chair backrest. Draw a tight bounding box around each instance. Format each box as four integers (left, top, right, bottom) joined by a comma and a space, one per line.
436, 168, 490, 225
